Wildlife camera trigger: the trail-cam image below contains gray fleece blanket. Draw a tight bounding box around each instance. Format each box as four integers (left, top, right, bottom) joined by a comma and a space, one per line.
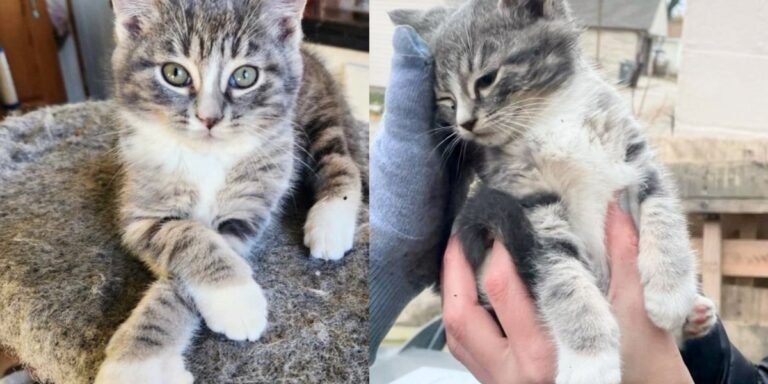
0, 102, 368, 383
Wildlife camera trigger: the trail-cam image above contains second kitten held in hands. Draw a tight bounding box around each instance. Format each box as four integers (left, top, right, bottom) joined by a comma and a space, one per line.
392, 0, 716, 383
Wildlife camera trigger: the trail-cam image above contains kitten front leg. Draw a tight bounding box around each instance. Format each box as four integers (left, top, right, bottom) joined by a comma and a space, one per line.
95, 280, 198, 384
537, 261, 621, 384
123, 218, 267, 341
633, 166, 698, 340
303, 126, 362, 260
528, 207, 621, 384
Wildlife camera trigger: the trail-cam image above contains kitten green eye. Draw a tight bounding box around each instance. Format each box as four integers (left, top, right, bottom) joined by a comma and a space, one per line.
229, 65, 259, 89
161, 63, 192, 87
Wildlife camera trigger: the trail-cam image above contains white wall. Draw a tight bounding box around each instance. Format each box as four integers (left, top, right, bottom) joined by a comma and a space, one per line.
675, 0, 768, 137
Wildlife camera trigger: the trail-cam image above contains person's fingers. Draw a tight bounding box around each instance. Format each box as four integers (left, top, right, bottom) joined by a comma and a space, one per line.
605, 199, 648, 324
442, 237, 506, 363
481, 240, 546, 344
444, 336, 496, 384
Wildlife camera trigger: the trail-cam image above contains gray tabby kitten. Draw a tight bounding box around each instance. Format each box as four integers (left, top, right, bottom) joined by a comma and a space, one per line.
392, 0, 716, 383
94, 0, 362, 383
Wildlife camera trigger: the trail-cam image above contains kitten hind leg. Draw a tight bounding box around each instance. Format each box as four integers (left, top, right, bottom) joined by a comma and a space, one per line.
303, 126, 362, 261
95, 280, 198, 384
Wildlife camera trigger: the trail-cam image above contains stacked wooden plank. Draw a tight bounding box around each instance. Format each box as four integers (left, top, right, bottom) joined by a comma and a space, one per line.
656, 137, 768, 361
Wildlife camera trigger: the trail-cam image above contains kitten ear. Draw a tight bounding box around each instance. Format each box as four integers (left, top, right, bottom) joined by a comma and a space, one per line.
389, 7, 450, 41
270, 0, 308, 44
112, 0, 158, 42
388, 9, 425, 27
498, 0, 571, 20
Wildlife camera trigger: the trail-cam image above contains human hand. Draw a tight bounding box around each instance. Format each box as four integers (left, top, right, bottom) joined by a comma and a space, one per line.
606, 199, 693, 384
441, 236, 557, 384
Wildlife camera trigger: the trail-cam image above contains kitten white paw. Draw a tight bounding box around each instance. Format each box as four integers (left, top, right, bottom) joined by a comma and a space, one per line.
191, 279, 268, 341
304, 196, 358, 261
94, 353, 193, 384
683, 295, 718, 339
556, 348, 621, 384
644, 284, 696, 333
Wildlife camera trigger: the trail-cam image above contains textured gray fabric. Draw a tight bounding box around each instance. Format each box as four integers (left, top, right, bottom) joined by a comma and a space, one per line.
0, 102, 368, 384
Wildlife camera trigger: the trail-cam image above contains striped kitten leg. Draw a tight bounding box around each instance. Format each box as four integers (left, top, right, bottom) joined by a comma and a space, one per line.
632, 165, 699, 343
95, 280, 198, 384
526, 197, 621, 384
303, 125, 362, 260
123, 219, 267, 342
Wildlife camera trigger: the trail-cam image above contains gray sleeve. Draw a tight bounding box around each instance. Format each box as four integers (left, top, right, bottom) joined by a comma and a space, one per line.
368, 26, 451, 363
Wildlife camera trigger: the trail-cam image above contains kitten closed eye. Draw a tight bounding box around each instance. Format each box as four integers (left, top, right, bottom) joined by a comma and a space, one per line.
475, 70, 498, 92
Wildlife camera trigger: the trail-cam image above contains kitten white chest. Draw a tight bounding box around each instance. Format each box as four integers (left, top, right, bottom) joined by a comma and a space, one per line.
167, 143, 257, 224
121, 118, 258, 225
180, 151, 230, 224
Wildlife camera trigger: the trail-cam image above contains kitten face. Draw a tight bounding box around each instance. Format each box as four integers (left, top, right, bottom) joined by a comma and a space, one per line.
394, 0, 579, 147
112, 0, 304, 146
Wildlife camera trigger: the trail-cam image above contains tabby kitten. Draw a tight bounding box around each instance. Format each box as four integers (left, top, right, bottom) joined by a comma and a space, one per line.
94, 0, 362, 383
393, 1, 716, 383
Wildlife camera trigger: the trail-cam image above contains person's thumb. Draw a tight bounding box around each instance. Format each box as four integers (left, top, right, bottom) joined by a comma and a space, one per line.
606, 198, 643, 304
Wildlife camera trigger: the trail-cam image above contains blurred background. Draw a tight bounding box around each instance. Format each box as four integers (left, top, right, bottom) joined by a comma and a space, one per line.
370, 0, 768, 382
0, 0, 370, 122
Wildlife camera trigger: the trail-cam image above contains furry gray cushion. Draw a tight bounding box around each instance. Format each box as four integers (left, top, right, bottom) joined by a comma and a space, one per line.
0, 102, 368, 383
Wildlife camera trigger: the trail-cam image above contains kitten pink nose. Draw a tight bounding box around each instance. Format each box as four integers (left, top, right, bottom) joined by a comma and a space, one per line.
460, 119, 478, 132
196, 114, 221, 129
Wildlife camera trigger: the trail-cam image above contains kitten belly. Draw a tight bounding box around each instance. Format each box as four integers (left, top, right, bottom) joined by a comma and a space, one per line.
559, 161, 638, 292
527, 135, 640, 292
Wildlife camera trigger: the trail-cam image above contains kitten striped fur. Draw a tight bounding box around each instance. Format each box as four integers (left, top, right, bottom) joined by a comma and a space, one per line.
95, 1, 362, 383
393, 1, 717, 383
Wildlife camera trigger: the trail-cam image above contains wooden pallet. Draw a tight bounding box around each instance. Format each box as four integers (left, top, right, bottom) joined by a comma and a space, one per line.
659, 137, 768, 361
